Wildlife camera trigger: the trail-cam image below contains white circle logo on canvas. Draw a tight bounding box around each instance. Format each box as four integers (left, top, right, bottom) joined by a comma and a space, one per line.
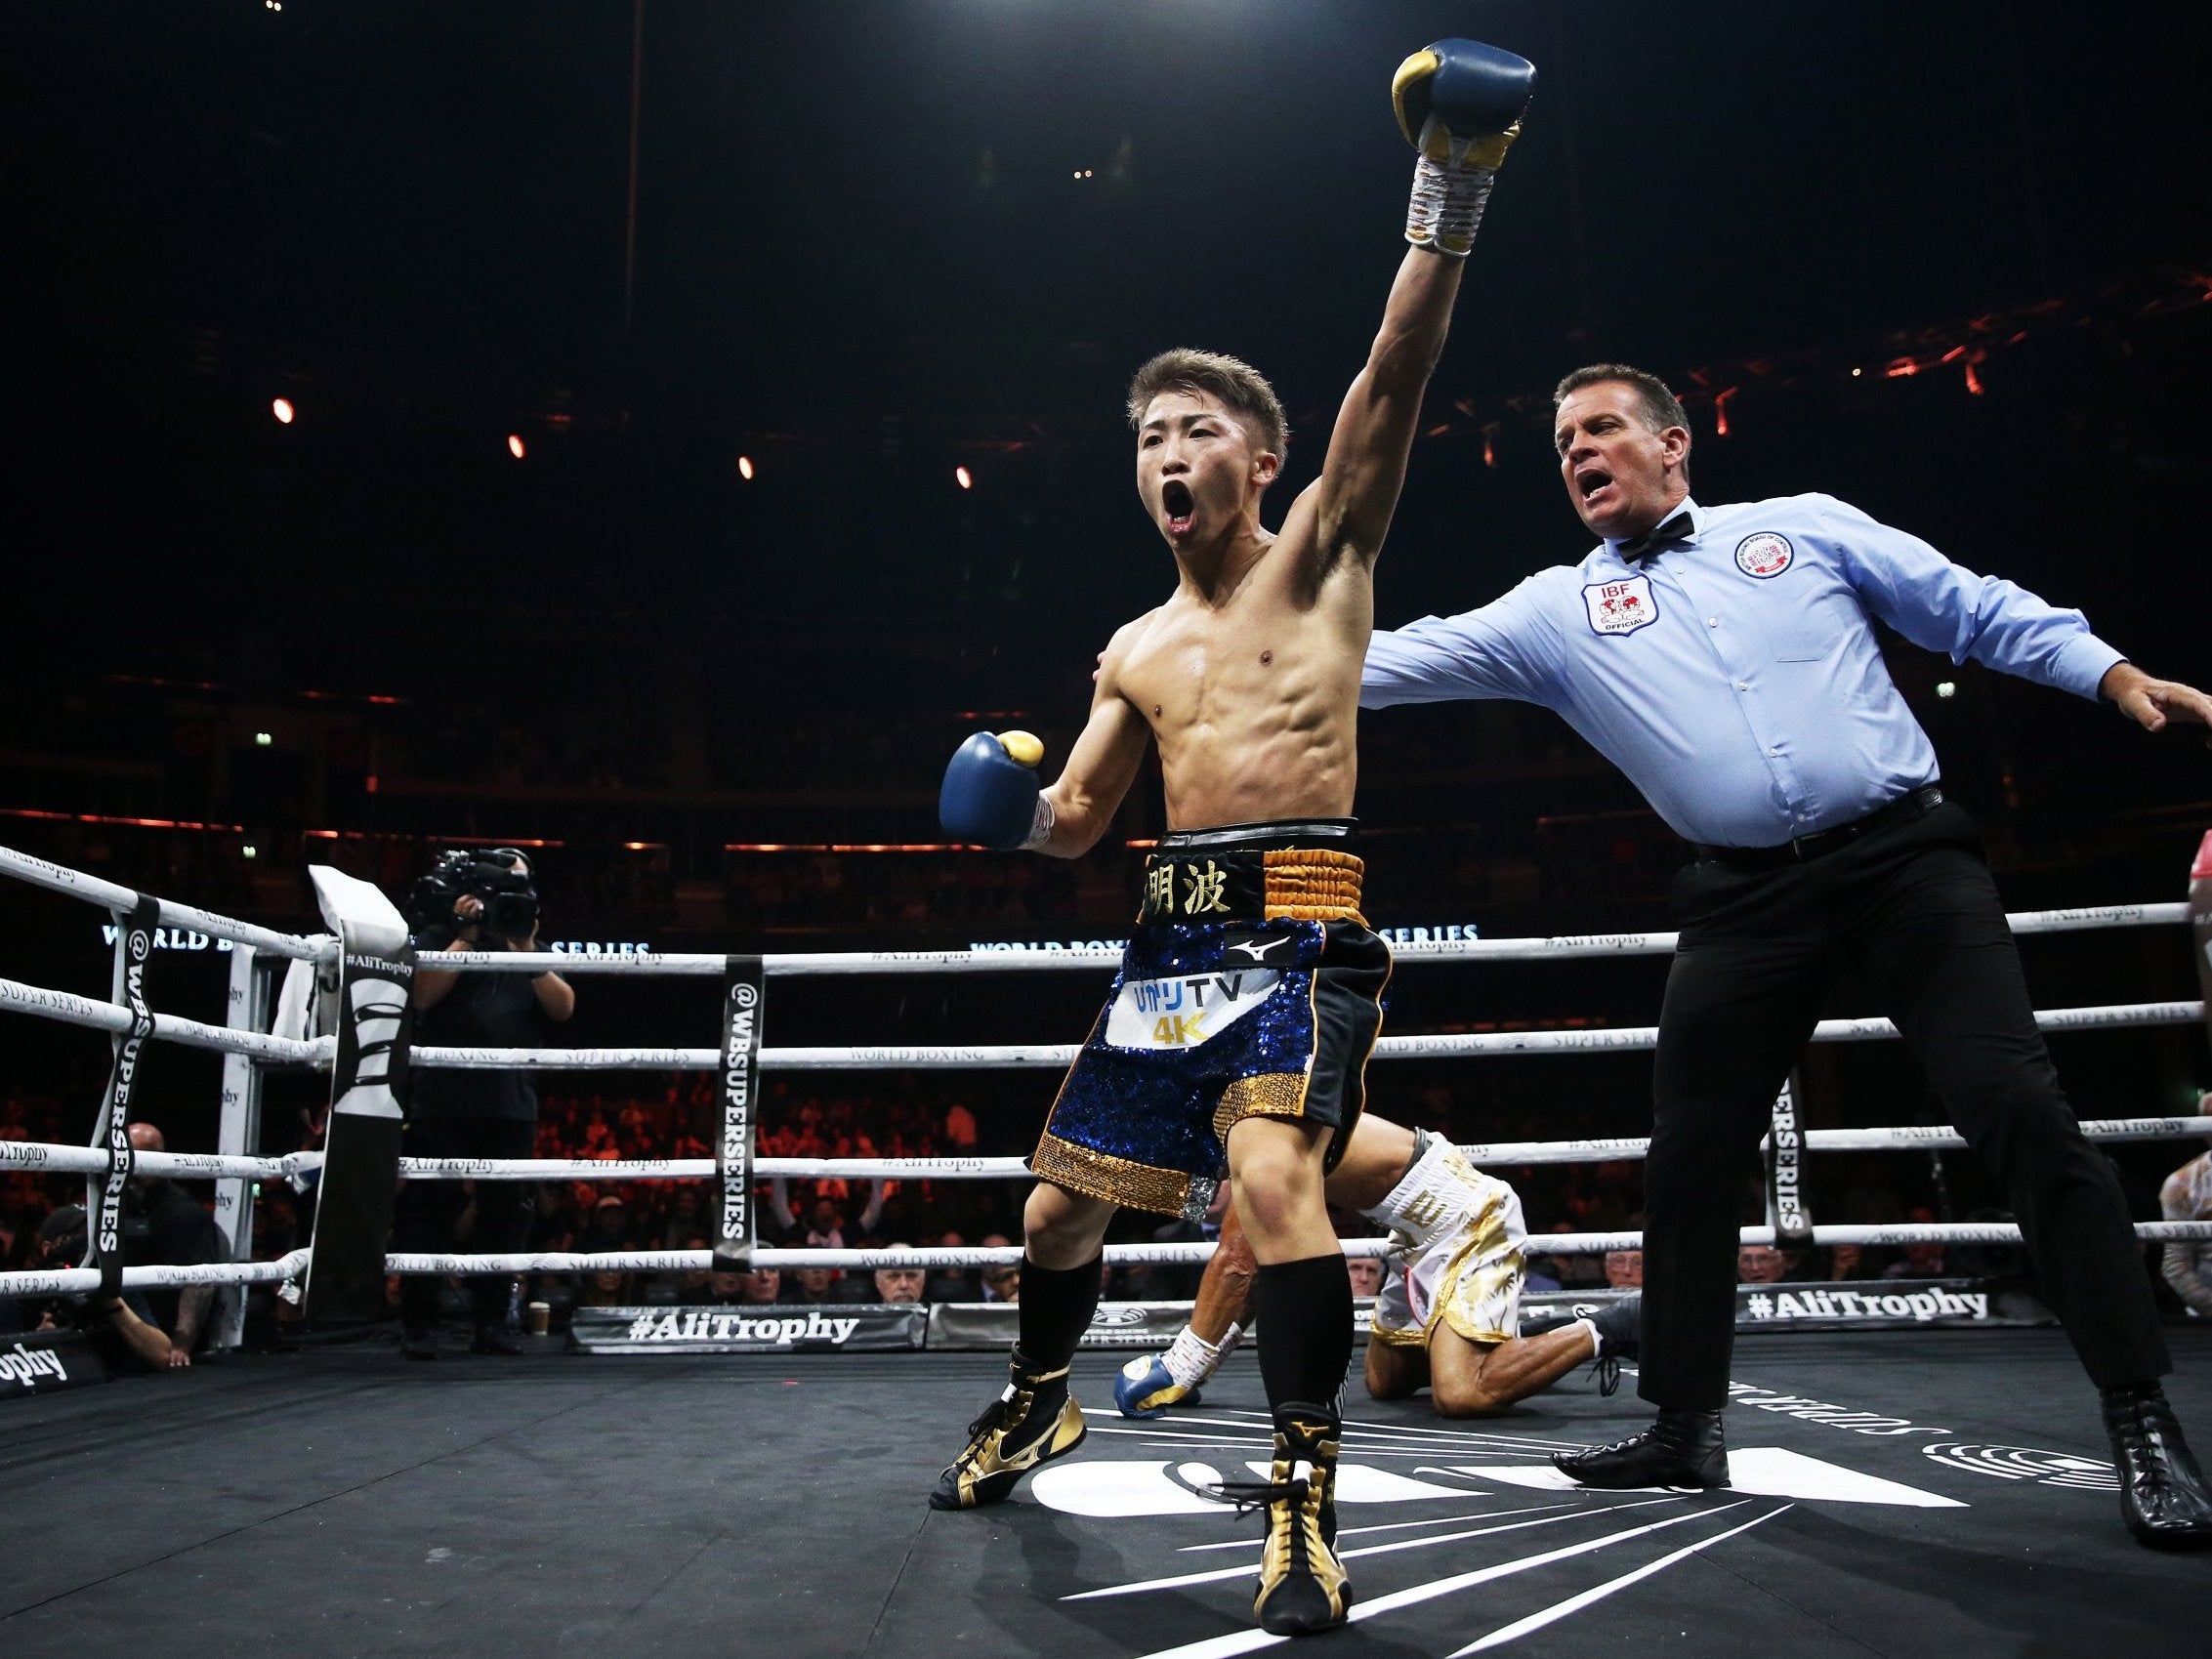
1920, 1442, 2119, 1490
1734, 532, 1793, 578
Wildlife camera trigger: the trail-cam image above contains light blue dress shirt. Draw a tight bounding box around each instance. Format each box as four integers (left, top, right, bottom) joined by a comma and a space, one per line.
1361, 493, 2123, 848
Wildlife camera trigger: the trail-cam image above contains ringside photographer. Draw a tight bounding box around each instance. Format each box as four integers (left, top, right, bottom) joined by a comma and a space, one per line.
396, 849, 574, 1358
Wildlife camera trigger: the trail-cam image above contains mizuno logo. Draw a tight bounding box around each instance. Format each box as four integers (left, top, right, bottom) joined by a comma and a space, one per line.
1229, 936, 1291, 962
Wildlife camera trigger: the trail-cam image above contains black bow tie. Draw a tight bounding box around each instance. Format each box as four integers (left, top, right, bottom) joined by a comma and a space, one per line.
1617, 510, 1693, 563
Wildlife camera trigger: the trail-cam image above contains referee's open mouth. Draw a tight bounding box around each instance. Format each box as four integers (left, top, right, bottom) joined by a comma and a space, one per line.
1575, 466, 1614, 510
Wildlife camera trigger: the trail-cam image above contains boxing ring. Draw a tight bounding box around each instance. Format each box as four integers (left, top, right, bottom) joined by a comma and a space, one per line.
1, 842, 2209, 1656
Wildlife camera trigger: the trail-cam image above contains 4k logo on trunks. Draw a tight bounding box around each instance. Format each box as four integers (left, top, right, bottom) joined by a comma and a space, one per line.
1106, 969, 1281, 1050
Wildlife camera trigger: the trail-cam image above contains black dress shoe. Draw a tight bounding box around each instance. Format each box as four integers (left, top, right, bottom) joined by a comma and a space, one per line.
400, 1329, 438, 1361
471, 1323, 524, 1357
2101, 1385, 2212, 1551
1553, 1408, 1729, 1490
1589, 1294, 1641, 1361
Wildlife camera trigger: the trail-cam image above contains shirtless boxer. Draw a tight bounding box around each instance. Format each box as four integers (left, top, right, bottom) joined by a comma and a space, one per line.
927, 40, 1536, 1636
1115, 1116, 1638, 1421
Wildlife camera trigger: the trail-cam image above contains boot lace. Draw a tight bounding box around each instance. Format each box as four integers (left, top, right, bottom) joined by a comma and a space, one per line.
1573, 1423, 1658, 1461
961, 1393, 1018, 1442
939, 1389, 1026, 1478
1205, 1476, 1309, 1514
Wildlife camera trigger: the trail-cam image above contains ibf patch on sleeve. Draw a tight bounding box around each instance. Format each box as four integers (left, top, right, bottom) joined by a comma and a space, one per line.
1582, 574, 1657, 637
1734, 532, 1794, 578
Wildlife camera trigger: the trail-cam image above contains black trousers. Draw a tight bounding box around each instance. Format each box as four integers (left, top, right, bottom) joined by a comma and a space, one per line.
395, 1115, 536, 1331
1639, 802, 2169, 1408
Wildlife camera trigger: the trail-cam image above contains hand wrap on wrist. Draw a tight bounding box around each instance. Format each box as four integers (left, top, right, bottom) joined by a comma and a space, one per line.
1405, 139, 1512, 258
1020, 796, 1056, 852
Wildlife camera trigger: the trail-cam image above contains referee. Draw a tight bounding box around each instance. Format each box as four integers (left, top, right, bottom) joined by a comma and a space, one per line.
1360, 363, 2212, 1548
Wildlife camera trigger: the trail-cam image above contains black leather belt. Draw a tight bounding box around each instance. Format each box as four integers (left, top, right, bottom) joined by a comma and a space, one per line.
1696, 783, 1945, 870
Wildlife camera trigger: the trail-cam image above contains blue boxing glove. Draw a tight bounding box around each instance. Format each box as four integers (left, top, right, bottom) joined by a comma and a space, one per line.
1393, 39, 1536, 258
939, 730, 1054, 850
1115, 1351, 1202, 1420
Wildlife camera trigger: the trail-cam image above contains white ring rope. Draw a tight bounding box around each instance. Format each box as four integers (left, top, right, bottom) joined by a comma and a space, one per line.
7, 1221, 2212, 1301
0, 1142, 324, 1182
0, 1249, 313, 1302
6, 1117, 2207, 1187
9, 989, 2180, 1081
426, 901, 2191, 976
1801, 1116, 2212, 1153
0, 846, 330, 963
391, 1154, 1041, 1182
281, 1219, 2212, 1278
1456, 1114, 2212, 1167
0, 975, 332, 1066
408, 999, 2203, 1073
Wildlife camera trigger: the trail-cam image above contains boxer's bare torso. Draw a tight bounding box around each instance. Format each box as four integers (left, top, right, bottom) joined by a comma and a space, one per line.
1106, 496, 1371, 830
1032, 249, 1460, 851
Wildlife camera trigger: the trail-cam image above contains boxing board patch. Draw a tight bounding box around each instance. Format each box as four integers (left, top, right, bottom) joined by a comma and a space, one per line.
1582, 574, 1657, 638
1104, 969, 1282, 1051
1735, 532, 1794, 578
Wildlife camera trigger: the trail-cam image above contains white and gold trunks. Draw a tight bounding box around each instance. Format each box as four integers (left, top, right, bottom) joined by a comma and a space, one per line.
1368, 1140, 1528, 1348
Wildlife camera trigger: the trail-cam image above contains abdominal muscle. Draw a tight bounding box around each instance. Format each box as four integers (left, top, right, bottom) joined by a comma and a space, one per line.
1132, 634, 1365, 831
1113, 531, 1377, 832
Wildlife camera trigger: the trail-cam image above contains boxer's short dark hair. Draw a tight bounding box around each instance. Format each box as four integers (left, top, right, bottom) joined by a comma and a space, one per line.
1127, 349, 1288, 458
1553, 363, 1690, 436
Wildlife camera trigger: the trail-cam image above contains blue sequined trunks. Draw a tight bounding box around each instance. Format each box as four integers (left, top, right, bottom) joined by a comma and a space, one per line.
1029, 821, 1392, 1222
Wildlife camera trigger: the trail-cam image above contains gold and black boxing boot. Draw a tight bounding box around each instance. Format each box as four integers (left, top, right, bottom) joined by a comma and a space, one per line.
1223, 1401, 1352, 1636
929, 1348, 1088, 1511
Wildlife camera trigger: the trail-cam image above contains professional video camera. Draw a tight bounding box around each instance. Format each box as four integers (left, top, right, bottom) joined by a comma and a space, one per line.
404, 848, 540, 946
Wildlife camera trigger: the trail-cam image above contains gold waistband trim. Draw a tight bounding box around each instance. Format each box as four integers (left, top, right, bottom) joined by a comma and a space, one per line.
1262, 848, 1365, 924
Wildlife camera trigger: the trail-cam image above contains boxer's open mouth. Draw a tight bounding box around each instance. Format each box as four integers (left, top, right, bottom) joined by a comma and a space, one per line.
1162, 479, 1194, 532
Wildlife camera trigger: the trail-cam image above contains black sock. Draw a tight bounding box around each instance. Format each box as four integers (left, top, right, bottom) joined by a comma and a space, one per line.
1252, 1254, 1354, 1415
1015, 1254, 1103, 1378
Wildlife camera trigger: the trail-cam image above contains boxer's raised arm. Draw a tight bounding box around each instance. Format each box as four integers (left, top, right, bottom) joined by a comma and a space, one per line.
1306, 40, 1534, 574
1304, 247, 1464, 574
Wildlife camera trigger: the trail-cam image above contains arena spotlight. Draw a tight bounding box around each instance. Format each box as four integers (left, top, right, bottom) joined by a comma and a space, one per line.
242, 845, 259, 859
1936, 682, 1957, 699
254, 731, 273, 746
507, 434, 526, 460
271, 397, 295, 424
737, 455, 755, 480
955, 466, 974, 491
